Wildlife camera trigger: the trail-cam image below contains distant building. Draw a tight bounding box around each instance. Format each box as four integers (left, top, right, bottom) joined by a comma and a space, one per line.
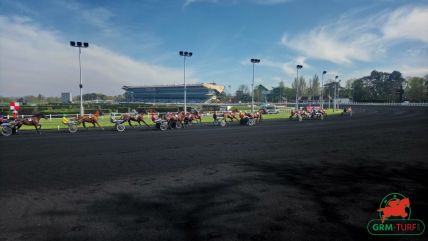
122, 83, 225, 103
61, 92, 72, 103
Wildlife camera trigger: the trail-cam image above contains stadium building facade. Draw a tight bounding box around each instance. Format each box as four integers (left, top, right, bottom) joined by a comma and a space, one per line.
122, 83, 224, 103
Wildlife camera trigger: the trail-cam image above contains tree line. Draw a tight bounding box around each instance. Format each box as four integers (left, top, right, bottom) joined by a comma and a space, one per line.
227, 70, 428, 103
0, 93, 125, 105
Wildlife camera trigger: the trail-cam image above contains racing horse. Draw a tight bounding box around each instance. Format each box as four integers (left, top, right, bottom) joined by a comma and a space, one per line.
239, 111, 262, 124
176, 111, 186, 126
222, 110, 240, 123
249, 111, 263, 124
164, 112, 181, 128
122, 112, 150, 127
14, 113, 48, 134
77, 111, 103, 129
341, 106, 352, 117
183, 110, 202, 126
188, 110, 203, 124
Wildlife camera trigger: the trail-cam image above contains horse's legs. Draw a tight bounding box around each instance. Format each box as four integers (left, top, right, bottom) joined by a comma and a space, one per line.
142, 120, 150, 127
95, 121, 103, 129
128, 120, 134, 128
34, 124, 40, 134
83, 122, 86, 128
93, 122, 96, 128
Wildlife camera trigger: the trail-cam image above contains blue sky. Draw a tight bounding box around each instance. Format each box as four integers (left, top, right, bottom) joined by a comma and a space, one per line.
0, 0, 427, 96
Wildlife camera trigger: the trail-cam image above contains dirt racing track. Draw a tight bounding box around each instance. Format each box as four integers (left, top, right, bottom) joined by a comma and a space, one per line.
1, 106, 427, 241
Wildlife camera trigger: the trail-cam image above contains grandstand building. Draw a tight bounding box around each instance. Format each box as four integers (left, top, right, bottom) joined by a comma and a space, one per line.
122, 83, 224, 103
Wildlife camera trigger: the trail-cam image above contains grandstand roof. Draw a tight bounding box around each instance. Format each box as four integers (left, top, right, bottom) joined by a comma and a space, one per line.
122, 83, 224, 93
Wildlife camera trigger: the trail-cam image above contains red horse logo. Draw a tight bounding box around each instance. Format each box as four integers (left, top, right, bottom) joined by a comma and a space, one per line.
377, 197, 410, 223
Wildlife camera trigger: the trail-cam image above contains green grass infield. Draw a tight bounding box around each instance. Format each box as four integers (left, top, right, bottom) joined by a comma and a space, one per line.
14, 109, 344, 130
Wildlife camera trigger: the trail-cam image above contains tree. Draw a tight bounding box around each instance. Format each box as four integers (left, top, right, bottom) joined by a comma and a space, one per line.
424, 75, 428, 96
352, 79, 370, 102
269, 81, 294, 102
406, 77, 427, 102
343, 79, 356, 99
81, 93, 107, 101
253, 84, 268, 102
309, 74, 320, 98
234, 84, 251, 102
352, 70, 405, 102
292, 76, 307, 99
299, 76, 307, 97
277, 81, 286, 102
37, 94, 45, 104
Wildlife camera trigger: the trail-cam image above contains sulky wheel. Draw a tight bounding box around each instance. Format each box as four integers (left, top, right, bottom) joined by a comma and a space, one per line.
247, 119, 254, 126
220, 119, 226, 127
68, 123, 78, 133
1, 126, 12, 136
116, 124, 126, 132
160, 121, 168, 131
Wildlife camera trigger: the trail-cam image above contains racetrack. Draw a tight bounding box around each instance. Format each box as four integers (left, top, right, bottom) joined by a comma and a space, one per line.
1, 106, 427, 241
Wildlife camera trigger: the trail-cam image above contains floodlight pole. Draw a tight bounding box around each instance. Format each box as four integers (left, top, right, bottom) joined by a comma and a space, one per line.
184, 56, 186, 114
179, 51, 192, 114
70, 41, 89, 116
250, 59, 260, 113
334, 75, 338, 112
252, 61, 254, 112
321, 70, 327, 109
295, 65, 303, 110
78, 47, 83, 115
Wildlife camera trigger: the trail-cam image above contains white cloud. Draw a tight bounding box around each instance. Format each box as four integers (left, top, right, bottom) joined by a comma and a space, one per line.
0, 16, 186, 96
395, 65, 428, 78
281, 24, 384, 64
280, 56, 310, 78
281, 5, 428, 64
383, 6, 428, 43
